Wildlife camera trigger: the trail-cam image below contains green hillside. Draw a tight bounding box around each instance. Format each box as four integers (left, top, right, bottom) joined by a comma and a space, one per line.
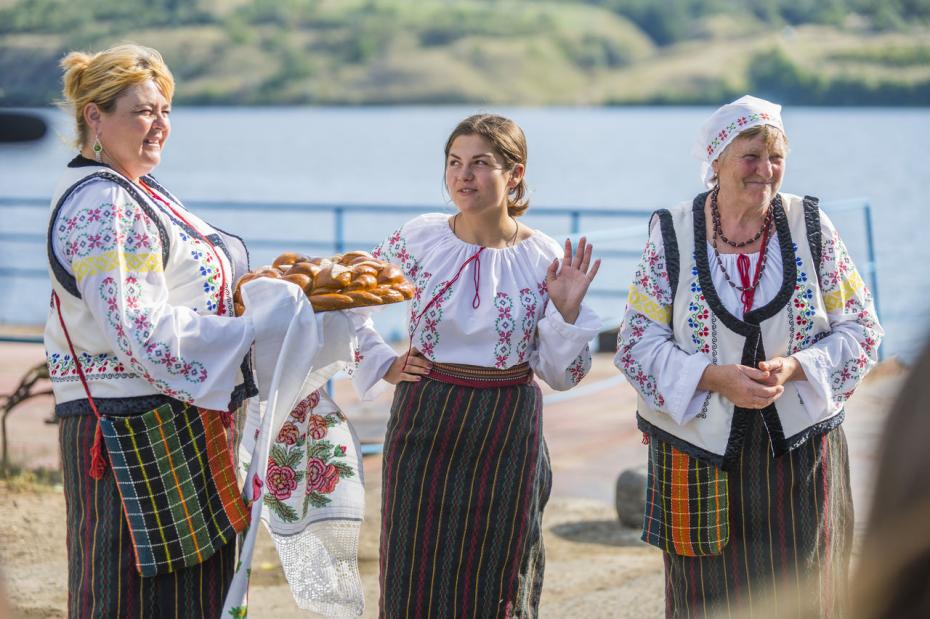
2, 0, 929, 106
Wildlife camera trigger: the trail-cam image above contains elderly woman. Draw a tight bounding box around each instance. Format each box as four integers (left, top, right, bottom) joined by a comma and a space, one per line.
615, 95, 882, 616
46, 44, 292, 617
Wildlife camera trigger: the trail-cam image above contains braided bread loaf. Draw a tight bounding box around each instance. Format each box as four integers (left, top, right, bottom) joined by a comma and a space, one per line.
233, 250, 414, 314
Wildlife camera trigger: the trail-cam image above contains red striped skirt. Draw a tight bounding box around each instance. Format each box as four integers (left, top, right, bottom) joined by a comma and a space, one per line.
661, 412, 853, 618
60, 411, 236, 618
379, 362, 551, 618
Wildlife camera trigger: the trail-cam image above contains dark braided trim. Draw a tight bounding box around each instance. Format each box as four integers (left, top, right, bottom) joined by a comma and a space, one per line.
692, 192, 755, 337
803, 196, 823, 289
637, 413, 725, 468
650, 209, 679, 307
56, 393, 181, 418
47, 171, 171, 299
784, 409, 845, 453
693, 192, 798, 464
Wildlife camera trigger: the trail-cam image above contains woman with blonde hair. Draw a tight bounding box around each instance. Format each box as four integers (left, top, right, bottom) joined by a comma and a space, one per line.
46, 44, 293, 617
350, 113, 602, 617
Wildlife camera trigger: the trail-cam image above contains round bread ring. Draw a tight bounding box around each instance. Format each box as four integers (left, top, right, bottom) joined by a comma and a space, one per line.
344, 273, 378, 291
373, 286, 405, 304
273, 252, 308, 269
377, 264, 405, 285
283, 273, 312, 292
346, 290, 383, 306
394, 282, 415, 300
310, 293, 354, 311
234, 301, 246, 316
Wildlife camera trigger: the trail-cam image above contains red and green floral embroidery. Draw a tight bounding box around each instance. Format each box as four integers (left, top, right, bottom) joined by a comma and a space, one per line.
565, 353, 589, 386
187, 236, 223, 313
46, 351, 131, 382
57, 202, 157, 261
686, 289, 712, 356
787, 242, 819, 354
516, 287, 539, 363
493, 291, 514, 368
830, 354, 870, 403
705, 112, 774, 157
263, 391, 356, 522
817, 230, 881, 403
97, 274, 209, 401
617, 313, 666, 408
414, 276, 451, 358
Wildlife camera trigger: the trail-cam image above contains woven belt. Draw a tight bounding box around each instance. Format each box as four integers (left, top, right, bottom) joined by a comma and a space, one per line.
428, 362, 532, 388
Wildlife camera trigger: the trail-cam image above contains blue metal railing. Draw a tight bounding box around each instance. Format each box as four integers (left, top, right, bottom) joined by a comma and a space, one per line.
0, 196, 881, 360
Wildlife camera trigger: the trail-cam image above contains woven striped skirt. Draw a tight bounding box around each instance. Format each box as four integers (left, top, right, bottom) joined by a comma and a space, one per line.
661, 412, 853, 618
60, 411, 236, 618
379, 362, 551, 619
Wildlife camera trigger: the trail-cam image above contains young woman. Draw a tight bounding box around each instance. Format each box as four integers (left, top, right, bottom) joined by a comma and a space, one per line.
350, 114, 602, 617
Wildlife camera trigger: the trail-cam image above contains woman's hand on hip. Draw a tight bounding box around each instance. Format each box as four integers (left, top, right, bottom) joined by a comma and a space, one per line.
699, 364, 785, 409
546, 236, 601, 324
383, 347, 432, 384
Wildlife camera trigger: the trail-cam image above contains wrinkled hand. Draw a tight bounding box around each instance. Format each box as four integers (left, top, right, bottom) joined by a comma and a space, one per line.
756, 356, 804, 388
700, 364, 784, 409
546, 236, 601, 324
383, 347, 432, 384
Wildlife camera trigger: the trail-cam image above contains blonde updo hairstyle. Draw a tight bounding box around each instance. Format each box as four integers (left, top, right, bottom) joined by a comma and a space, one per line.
444, 114, 530, 217
60, 44, 175, 150
711, 124, 789, 186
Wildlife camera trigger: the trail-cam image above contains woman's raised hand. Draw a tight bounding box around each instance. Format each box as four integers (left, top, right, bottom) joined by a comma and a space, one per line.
383, 347, 433, 384
546, 236, 601, 324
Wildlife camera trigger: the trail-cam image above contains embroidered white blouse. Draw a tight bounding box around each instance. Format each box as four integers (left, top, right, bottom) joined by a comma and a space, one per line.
615, 211, 883, 425
350, 213, 602, 398
45, 162, 286, 412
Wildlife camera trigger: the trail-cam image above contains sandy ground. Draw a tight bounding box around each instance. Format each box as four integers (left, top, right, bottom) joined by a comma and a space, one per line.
0, 343, 906, 618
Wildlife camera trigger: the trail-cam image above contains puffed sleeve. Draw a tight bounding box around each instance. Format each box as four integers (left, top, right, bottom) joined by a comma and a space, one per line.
791, 211, 883, 419
613, 222, 712, 424
530, 301, 600, 391
53, 181, 255, 410
345, 225, 406, 400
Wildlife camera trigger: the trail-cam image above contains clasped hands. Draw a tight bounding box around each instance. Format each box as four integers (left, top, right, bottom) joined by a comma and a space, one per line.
698, 356, 804, 410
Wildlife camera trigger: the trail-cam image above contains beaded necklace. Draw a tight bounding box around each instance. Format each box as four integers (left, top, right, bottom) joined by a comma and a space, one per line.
710, 188, 778, 312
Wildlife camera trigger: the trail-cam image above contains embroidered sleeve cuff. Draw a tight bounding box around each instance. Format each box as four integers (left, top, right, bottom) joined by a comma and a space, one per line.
537, 303, 601, 370
665, 353, 712, 425
791, 349, 838, 422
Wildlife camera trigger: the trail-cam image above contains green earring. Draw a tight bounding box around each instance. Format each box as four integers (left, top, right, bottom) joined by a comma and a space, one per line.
92, 135, 103, 162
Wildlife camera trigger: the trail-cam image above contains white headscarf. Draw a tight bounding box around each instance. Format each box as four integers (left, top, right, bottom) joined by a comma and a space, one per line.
693, 95, 785, 188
